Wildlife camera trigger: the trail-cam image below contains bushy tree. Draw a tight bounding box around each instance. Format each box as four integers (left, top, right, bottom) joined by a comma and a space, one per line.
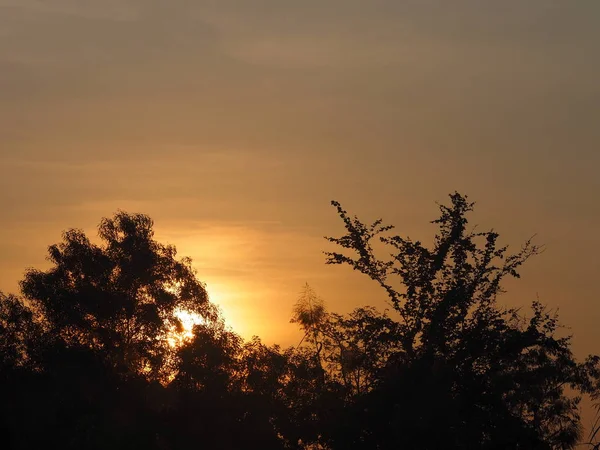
20, 211, 216, 380
0, 211, 301, 449
320, 192, 597, 449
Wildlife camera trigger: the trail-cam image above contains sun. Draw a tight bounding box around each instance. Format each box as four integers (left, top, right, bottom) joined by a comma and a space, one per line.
176, 309, 204, 334
166, 283, 235, 347
167, 309, 205, 347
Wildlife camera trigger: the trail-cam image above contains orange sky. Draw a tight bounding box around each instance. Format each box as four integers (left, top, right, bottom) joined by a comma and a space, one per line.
1, 0, 599, 362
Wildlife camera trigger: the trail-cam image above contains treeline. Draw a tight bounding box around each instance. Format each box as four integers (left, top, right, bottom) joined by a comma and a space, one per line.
2, 193, 600, 449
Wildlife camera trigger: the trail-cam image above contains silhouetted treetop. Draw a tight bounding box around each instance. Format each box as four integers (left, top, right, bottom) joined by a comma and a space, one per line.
322, 192, 596, 449
20, 211, 216, 380
325, 192, 542, 356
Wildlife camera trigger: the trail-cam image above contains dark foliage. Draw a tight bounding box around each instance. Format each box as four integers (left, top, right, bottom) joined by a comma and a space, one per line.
0, 195, 598, 449
318, 193, 598, 449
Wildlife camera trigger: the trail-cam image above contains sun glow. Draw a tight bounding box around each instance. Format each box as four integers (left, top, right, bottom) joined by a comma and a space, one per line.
166, 283, 235, 347
168, 309, 205, 347
176, 309, 204, 335
206, 283, 243, 333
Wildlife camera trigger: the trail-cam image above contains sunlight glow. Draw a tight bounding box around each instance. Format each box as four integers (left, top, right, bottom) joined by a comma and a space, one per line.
205, 282, 239, 333
168, 309, 205, 347
165, 282, 235, 347
176, 309, 205, 335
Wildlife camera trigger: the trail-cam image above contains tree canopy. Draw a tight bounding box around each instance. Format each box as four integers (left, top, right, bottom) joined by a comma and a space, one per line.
1, 195, 599, 449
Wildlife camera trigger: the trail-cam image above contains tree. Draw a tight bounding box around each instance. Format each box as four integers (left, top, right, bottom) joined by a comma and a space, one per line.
0, 292, 47, 448
0, 292, 41, 372
173, 317, 242, 392
319, 306, 401, 396
291, 283, 327, 377
290, 284, 400, 397
20, 211, 216, 380
323, 192, 597, 449
1, 211, 312, 449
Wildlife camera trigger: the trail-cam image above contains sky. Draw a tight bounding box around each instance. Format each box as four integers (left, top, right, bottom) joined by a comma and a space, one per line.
1, 1, 599, 356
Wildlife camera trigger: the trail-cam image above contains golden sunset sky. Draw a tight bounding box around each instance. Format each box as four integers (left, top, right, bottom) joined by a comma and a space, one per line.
0, 1, 599, 355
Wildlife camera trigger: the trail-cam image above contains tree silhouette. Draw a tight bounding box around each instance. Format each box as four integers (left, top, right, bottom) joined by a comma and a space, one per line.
1, 197, 598, 449
0, 292, 41, 371
20, 211, 216, 380
0, 211, 296, 449
322, 192, 597, 449
291, 283, 327, 382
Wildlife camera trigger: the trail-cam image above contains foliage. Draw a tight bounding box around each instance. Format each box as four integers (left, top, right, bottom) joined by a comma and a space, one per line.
0, 196, 598, 450
20, 211, 215, 380
318, 192, 597, 449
